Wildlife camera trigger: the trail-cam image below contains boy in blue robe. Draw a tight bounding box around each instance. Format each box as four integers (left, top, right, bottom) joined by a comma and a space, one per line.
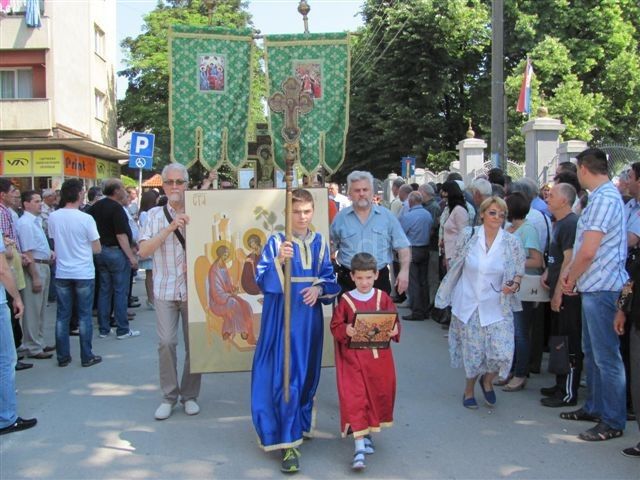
251, 188, 339, 473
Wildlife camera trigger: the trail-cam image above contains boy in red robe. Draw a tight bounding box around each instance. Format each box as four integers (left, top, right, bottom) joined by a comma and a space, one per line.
330, 252, 400, 470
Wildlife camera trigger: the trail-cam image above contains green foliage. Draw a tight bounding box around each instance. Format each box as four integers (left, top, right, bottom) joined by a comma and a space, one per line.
345, 0, 640, 178
118, 0, 265, 175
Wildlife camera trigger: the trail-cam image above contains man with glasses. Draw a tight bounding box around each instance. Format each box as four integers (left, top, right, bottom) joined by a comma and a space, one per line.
139, 164, 202, 421
88, 179, 140, 340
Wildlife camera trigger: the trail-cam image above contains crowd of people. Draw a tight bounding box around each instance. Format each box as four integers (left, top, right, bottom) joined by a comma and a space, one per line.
1, 147, 639, 471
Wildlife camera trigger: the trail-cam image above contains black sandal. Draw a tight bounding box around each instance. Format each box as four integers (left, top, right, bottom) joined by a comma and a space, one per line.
578, 422, 623, 442
559, 408, 600, 422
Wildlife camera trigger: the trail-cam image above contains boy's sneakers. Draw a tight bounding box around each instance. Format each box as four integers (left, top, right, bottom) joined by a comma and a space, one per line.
117, 330, 140, 340
352, 450, 366, 470
281, 448, 300, 473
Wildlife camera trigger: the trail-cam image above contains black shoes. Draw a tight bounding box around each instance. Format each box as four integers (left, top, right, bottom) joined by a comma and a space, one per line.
58, 358, 72, 367
0, 417, 37, 435
82, 356, 102, 368
402, 314, 425, 321
540, 384, 560, 397
15, 361, 33, 371
541, 392, 578, 408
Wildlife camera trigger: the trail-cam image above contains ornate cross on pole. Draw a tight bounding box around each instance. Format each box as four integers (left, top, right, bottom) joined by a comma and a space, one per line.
268, 77, 314, 403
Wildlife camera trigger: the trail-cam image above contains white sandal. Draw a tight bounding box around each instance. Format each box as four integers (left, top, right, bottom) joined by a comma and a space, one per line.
352, 450, 366, 470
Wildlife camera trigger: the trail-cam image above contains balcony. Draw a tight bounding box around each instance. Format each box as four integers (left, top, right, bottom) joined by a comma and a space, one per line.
0, 98, 52, 131
0, 8, 50, 50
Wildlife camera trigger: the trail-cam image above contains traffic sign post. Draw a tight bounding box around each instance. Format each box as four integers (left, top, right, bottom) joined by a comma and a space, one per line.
129, 132, 155, 210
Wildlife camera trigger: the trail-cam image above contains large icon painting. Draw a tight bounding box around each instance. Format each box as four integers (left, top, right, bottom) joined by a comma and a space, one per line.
198, 54, 225, 92
185, 188, 333, 373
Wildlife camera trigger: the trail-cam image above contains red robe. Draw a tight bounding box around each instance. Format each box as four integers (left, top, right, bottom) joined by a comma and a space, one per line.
330, 289, 400, 437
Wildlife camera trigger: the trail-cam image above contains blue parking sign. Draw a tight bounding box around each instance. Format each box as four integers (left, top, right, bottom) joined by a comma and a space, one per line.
129, 132, 155, 169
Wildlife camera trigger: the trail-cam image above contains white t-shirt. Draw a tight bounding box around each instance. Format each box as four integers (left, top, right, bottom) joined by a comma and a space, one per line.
48, 208, 100, 280
526, 208, 551, 258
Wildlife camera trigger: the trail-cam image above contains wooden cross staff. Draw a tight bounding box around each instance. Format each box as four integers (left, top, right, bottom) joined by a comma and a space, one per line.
268, 77, 314, 403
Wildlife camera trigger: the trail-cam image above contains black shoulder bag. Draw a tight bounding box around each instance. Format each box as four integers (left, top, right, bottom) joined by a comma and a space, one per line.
163, 205, 186, 250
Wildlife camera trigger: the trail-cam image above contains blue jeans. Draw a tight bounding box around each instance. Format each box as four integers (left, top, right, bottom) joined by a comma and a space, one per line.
513, 301, 535, 377
581, 291, 627, 430
55, 279, 95, 364
0, 303, 17, 428
95, 247, 130, 336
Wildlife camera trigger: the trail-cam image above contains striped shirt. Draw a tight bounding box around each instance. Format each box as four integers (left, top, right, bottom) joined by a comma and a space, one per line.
574, 181, 628, 292
139, 205, 187, 302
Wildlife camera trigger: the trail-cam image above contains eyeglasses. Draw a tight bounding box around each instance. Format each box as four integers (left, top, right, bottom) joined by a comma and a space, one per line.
486, 210, 506, 219
490, 280, 514, 292
163, 179, 187, 186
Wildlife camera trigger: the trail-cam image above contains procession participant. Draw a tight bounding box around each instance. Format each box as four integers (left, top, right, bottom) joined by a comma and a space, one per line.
436, 197, 525, 409
138, 164, 202, 421
48, 179, 102, 368
330, 171, 410, 295
16, 191, 54, 359
560, 148, 628, 442
330, 252, 400, 471
0, 230, 35, 435
251, 188, 339, 473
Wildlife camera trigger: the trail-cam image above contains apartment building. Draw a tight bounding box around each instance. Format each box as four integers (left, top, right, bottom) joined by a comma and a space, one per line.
0, 0, 126, 192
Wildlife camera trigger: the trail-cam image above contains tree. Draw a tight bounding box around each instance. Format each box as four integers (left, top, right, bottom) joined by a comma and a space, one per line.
344, 0, 491, 180
118, 0, 266, 176
343, 0, 640, 180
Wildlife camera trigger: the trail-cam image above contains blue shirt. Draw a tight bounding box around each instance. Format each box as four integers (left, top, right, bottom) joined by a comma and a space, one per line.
531, 196, 551, 217
625, 197, 640, 241
574, 181, 628, 292
399, 205, 433, 247
330, 204, 410, 270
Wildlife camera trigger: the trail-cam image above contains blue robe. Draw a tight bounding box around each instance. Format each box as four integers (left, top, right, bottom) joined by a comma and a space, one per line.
251, 231, 340, 451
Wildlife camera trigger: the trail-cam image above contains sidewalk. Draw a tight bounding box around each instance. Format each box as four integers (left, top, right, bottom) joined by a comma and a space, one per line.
1, 279, 638, 479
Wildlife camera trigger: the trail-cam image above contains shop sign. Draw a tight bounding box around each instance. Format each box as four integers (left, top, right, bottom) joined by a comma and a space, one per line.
3, 151, 32, 175
96, 159, 108, 179
33, 150, 63, 175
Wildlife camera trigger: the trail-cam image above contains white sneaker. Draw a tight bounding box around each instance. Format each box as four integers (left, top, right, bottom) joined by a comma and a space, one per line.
154, 402, 173, 420
117, 330, 140, 339
184, 399, 200, 416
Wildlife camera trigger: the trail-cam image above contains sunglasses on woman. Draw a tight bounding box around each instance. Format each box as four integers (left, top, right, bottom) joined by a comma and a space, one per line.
486, 210, 506, 219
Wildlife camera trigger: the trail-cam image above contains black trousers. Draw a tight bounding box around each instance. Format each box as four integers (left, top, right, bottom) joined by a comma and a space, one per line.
550, 294, 583, 400
336, 265, 391, 296
6, 292, 22, 349
408, 246, 429, 317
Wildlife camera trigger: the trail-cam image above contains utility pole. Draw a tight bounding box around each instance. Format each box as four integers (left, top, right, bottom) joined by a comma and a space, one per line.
491, 0, 505, 170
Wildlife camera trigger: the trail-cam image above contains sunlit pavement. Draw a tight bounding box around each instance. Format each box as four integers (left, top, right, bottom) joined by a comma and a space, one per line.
1, 277, 638, 479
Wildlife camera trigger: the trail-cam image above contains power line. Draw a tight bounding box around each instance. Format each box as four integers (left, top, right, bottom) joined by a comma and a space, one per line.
351, 12, 411, 88
350, 1, 394, 72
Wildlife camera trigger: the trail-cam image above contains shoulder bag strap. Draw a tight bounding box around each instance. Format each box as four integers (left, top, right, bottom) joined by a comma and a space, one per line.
163, 205, 186, 251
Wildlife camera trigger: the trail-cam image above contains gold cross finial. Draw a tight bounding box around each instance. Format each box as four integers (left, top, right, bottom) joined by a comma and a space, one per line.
268, 77, 314, 144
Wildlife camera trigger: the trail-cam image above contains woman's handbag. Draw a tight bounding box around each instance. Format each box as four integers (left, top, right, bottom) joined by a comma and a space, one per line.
547, 335, 570, 375
516, 274, 550, 302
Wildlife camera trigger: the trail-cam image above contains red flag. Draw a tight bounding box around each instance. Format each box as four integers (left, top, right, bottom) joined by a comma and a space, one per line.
516, 57, 533, 114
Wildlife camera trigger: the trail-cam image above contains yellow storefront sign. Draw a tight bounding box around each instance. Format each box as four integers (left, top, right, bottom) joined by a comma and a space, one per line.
96, 159, 108, 179
33, 150, 63, 175
3, 151, 32, 175
109, 161, 121, 178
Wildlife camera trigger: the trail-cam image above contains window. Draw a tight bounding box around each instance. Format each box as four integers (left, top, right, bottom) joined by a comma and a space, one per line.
0, 69, 33, 99
95, 90, 105, 120
94, 26, 105, 58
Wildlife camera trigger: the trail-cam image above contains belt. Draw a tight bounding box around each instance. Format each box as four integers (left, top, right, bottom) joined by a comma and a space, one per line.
103, 245, 121, 249
33, 259, 50, 265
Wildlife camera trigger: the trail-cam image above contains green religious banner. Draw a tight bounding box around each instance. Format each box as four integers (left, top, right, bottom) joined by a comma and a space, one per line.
264, 33, 350, 175
169, 25, 253, 170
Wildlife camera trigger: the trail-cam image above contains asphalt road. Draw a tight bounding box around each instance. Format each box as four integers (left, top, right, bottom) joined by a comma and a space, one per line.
1, 279, 638, 479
